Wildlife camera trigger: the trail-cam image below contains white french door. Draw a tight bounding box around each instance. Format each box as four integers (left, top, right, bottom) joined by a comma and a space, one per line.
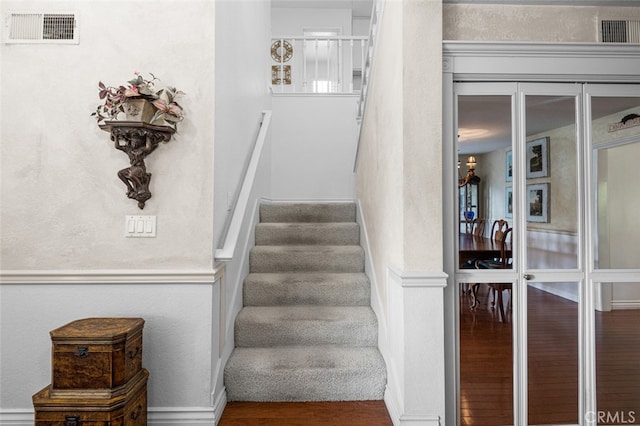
453, 81, 640, 425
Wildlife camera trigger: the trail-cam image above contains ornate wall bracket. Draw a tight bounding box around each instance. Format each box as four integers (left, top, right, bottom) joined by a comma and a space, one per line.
99, 121, 175, 209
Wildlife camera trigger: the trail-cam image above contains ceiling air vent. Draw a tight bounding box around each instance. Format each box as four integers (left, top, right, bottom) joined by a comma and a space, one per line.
4, 12, 78, 44
601, 19, 640, 44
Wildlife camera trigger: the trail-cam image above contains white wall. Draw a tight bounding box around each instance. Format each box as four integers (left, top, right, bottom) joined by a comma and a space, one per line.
355, 0, 445, 424
353, 16, 371, 36
214, 0, 272, 247
597, 136, 640, 309
0, 0, 215, 268
356, 2, 404, 312
270, 95, 358, 200
0, 283, 216, 409
1, 1, 215, 270
272, 7, 352, 35
0, 0, 242, 423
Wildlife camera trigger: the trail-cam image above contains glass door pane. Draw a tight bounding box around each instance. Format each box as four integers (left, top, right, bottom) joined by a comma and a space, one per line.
527, 282, 579, 425
524, 95, 579, 270
521, 84, 583, 426
459, 281, 514, 425
457, 91, 516, 425
591, 96, 640, 270
590, 91, 640, 424
457, 94, 514, 268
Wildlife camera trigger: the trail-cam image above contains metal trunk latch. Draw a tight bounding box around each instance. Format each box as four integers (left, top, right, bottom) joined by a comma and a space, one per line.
64, 415, 81, 426
74, 346, 89, 358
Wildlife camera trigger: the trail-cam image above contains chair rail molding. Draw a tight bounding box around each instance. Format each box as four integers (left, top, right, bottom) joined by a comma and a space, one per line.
0, 265, 224, 285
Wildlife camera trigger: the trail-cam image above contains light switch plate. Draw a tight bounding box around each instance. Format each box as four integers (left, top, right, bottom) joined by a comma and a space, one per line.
125, 215, 156, 238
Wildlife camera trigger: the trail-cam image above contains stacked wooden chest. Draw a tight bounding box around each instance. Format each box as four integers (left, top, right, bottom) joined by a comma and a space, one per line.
32, 318, 148, 425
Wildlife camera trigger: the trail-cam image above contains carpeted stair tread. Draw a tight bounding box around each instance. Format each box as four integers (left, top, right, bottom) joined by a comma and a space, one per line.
255, 222, 359, 246
224, 346, 386, 401
250, 245, 364, 273
243, 272, 370, 306
235, 306, 378, 347
224, 202, 386, 402
260, 202, 356, 223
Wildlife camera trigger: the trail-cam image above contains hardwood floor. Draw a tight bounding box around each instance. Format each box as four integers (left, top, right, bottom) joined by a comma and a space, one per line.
460, 284, 640, 425
219, 401, 393, 425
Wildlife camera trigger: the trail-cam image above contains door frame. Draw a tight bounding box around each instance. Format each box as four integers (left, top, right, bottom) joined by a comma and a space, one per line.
442, 42, 640, 426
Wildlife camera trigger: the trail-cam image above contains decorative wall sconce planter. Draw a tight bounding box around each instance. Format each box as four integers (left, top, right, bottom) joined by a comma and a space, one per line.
93, 73, 184, 209
99, 121, 175, 209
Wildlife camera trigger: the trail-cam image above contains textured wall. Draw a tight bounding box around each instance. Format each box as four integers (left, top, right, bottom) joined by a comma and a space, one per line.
1, 1, 215, 270
356, 0, 443, 305
0, 0, 221, 420
356, 2, 445, 420
402, 0, 443, 271
356, 0, 404, 311
444, 4, 640, 42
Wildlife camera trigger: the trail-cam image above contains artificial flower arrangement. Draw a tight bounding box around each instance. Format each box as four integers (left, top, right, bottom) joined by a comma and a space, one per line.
92, 72, 185, 130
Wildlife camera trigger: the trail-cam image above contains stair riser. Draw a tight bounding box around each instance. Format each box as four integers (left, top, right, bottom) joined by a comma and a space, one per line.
224, 346, 387, 402
255, 223, 359, 246
260, 203, 356, 223
235, 320, 377, 347
250, 248, 364, 273
225, 371, 385, 402
243, 281, 370, 306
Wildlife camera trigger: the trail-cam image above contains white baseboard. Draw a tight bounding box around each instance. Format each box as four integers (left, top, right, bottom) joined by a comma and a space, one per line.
1, 406, 224, 426
0, 410, 32, 426
384, 388, 442, 426
148, 407, 217, 424
384, 386, 401, 426
611, 299, 640, 310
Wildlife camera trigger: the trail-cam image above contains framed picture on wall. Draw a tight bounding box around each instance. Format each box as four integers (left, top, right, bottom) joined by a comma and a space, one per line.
506, 150, 513, 182
526, 183, 549, 223
505, 186, 513, 218
526, 137, 549, 179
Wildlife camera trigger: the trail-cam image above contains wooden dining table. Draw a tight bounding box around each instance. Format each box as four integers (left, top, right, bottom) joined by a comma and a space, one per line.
459, 233, 512, 267
459, 233, 513, 322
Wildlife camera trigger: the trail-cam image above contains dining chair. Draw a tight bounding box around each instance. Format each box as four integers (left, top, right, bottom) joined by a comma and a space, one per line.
465, 218, 487, 306
475, 227, 513, 322
472, 218, 487, 237
490, 219, 509, 242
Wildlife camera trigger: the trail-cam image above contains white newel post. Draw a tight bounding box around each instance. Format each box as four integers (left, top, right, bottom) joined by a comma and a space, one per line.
386, 267, 447, 426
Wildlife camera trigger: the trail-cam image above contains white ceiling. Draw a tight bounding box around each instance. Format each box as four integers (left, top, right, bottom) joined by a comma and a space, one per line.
458, 95, 640, 154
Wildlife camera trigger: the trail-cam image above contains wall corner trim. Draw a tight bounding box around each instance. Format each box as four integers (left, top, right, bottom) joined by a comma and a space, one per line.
388, 267, 448, 288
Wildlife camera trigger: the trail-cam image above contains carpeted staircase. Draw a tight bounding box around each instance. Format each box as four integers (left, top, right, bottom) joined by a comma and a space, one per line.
224, 202, 387, 401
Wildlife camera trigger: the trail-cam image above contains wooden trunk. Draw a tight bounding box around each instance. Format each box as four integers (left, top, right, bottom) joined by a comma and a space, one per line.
33, 369, 148, 425
50, 318, 144, 398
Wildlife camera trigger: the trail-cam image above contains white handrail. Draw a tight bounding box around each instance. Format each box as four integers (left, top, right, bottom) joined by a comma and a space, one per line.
215, 110, 272, 261
354, 0, 384, 171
